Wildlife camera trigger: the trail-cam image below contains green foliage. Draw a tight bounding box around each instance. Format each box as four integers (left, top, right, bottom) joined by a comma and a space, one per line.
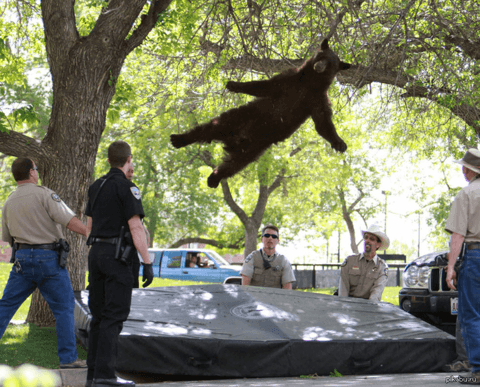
0, 364, 59, 386
329, 369, 344, 377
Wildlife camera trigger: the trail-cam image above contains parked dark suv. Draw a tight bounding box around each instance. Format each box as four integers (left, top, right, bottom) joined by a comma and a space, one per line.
399, 250, 458, 335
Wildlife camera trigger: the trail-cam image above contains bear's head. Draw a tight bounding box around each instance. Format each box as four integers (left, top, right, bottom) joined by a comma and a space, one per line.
309, 39, 351, 85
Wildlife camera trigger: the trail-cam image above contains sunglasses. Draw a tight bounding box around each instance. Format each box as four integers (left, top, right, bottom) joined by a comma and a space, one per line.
263, 233, 278, 239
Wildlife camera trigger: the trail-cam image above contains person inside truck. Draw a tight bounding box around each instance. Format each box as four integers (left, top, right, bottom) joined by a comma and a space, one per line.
187, 254, 199, 268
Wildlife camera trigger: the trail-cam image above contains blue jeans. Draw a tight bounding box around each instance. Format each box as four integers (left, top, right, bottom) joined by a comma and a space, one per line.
0, 249, 78, 365
458, 248, 480, 373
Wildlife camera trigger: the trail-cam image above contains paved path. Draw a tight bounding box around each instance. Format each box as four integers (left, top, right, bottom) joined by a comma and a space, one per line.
52, 369, 468, 387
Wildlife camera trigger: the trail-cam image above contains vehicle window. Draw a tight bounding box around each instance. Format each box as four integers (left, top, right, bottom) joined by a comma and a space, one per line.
164, 251, 182, 268
199, 253, 215, 268
151, 251, 161, 266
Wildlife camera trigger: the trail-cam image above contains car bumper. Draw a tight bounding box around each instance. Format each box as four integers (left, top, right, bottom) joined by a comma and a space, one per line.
399, 288, 458, 314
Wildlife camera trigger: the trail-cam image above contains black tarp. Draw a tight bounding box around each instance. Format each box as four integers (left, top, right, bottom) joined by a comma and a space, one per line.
74, 285, 455, 377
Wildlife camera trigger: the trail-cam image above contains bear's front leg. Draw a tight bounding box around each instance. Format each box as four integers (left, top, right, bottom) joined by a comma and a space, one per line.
311, 107, 347, 153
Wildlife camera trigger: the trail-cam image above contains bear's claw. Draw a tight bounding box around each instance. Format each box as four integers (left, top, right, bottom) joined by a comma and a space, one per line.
170, 134, 187, 149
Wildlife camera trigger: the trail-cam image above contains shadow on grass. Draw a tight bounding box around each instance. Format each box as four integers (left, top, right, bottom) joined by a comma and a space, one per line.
0, 323, 87, 369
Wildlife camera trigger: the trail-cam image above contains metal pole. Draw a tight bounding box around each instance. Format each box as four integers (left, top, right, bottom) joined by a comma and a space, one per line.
418, 211, 421, 257
382, 190, 388, 254
337, 229, 341, 263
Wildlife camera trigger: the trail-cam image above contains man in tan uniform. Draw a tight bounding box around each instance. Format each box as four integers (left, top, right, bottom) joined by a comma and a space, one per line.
445, 148, 480, 384
338, 225, 390, 302
240, 225, 296, 289
0, 158, 87, 368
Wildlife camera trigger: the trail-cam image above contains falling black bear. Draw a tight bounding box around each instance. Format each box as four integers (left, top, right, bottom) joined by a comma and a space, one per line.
170, 39, 351, 188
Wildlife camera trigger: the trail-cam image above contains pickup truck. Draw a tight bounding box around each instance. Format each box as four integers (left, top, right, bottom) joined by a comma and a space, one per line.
398, 250, 457, 335
139, 248, 242, 283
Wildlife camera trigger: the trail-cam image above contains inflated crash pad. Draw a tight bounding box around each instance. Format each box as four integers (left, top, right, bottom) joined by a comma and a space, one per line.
74, 285, 455, 377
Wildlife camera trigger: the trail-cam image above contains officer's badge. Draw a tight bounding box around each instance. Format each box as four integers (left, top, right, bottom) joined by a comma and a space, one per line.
51, 193, 61, 202
130, 187, 141, 200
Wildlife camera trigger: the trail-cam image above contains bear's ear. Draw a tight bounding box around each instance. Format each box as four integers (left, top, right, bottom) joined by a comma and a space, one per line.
320, 39, 329, 51
340, 61, 351, 70
314, 59, 328, 73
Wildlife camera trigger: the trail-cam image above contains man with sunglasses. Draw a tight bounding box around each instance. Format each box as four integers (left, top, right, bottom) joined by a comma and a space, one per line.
0, 158, 88, 369
338, 225, 390, 302
240, 225, 295, 289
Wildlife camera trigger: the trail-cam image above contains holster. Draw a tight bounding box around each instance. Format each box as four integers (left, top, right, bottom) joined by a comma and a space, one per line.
115, 226, 134, 265
454, 242, 467, 278
56, 239, 70, 268
9, 238, 17, 263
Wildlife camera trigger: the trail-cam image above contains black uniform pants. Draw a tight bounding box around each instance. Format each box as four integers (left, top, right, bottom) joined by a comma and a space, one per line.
87, 243, 133, 380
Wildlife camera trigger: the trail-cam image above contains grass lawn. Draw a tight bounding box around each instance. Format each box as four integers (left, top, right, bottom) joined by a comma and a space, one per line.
0, 262, 401, 368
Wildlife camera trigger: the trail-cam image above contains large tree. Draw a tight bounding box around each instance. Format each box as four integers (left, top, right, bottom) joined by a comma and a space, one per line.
0, 0, 173, 325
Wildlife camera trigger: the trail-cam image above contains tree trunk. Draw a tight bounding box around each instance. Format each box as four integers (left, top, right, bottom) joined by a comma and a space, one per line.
337, 187, 361, 255
243, 220, 260, 258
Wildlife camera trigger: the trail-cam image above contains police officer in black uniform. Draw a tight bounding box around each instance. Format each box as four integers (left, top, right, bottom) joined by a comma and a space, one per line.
85, 140, 154, 387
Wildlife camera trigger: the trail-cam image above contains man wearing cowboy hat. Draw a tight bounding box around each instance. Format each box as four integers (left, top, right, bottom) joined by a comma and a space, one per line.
338, 225, 390, 302
445, 148, 480, 384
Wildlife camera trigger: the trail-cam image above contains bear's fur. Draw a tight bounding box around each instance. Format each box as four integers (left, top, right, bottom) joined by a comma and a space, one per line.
170, 39, 351, 188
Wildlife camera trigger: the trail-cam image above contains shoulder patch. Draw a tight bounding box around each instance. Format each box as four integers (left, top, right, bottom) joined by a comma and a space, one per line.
130, 186, 141, 200
51, 193, 61, 202
384, 267, 389, 277
244, 254, 253, 264
341, 257, 348, 267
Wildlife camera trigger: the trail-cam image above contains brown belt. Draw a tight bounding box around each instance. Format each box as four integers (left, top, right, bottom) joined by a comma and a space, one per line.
466, 242, 480, 250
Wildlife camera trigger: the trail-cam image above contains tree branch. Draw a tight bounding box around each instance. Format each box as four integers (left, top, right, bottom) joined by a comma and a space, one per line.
0, 131, 47, 162
221, 179, 249, 224
169, 236, 243, 249
124, 0, 174, 54
40, 0, 78, 82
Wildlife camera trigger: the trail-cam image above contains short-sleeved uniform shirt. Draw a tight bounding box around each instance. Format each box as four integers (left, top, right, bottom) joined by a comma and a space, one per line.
2, 183, 75, 244
338, 254, 388, 302
85, 168, 144, 238
240, 249, 296, 288
445, 178, 480, 242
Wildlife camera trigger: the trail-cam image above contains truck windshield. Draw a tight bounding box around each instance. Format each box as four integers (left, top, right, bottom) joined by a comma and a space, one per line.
208, 250, 231, 266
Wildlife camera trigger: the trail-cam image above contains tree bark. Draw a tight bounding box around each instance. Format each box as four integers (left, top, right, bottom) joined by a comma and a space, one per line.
0, 0, 173, 326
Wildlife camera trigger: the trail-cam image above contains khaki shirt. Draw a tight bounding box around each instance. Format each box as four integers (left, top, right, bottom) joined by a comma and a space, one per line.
338, 254, 388, 302
445, 178, 480, 242
2, 183, 75, 244
240, 249, 296, 288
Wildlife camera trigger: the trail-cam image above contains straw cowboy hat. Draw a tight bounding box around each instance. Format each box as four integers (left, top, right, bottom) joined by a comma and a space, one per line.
453, 148, 480, 174
361, 225, 390, 251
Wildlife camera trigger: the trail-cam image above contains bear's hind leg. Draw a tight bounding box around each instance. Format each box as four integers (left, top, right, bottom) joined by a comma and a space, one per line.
207, 148, 266, 188
171, 119, 226, 149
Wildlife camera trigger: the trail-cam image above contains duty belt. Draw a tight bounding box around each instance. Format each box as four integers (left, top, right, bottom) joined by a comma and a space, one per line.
466, 242, 480, 250
89, 237, 120, 245
18, 243, 57, 250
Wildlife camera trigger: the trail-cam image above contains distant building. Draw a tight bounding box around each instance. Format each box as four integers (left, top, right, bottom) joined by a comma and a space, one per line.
223, 253, 244, 265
